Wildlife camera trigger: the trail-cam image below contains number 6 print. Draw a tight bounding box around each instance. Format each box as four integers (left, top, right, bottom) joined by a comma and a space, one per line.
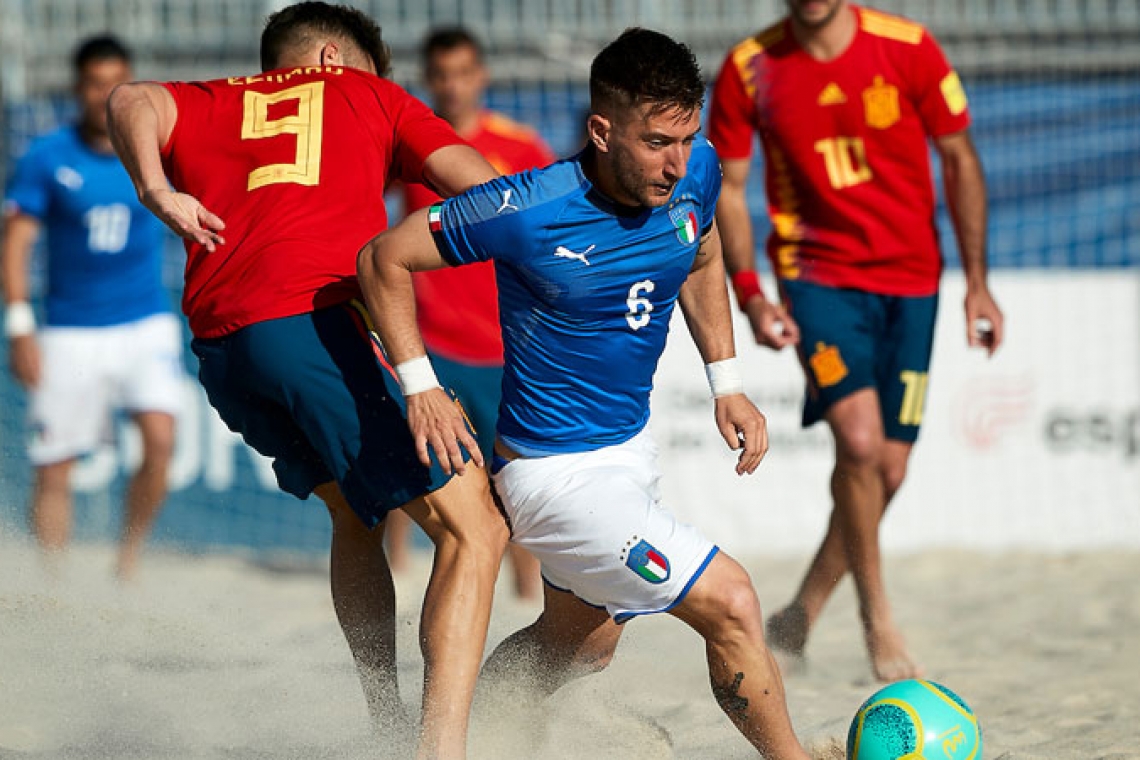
625, 279, 656, 330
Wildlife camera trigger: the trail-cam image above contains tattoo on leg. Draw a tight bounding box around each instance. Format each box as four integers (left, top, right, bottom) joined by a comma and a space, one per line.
712, 671, 750, 721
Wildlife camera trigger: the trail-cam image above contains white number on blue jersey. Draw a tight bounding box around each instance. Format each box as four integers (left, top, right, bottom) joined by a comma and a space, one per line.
625, 279, 656, 331
84, 203, 131, 254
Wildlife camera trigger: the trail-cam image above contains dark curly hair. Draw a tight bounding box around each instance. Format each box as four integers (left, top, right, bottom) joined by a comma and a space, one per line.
590, 28, 704, 117
261, 1, 390, 76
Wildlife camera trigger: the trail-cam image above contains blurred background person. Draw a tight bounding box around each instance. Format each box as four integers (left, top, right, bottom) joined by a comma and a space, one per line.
385, 25, 555, 601
1, 34, 180, 581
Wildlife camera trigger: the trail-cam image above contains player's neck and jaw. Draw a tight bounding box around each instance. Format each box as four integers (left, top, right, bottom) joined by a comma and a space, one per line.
787, 0, 856, 62
583, 102, 700, 210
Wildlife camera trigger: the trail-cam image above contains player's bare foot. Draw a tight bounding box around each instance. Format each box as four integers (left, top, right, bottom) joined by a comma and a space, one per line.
865, 624, 923, 682
115, 549, 141, 583
766, 601, 809, 656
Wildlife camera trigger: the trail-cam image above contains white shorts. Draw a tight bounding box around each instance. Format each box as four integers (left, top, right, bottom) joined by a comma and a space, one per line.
492, 429, 718, 623
28, 313, 183, 465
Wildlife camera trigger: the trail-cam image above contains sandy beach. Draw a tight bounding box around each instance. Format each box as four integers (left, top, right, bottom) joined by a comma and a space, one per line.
0, 533, 1136, 759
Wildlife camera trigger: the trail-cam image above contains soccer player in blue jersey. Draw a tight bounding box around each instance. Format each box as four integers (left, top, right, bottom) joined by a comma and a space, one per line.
359, 28, 813, 758
1, 36, 180, 580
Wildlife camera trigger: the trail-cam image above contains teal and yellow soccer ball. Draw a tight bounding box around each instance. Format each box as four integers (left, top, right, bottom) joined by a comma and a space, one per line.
847, 679, 982, 760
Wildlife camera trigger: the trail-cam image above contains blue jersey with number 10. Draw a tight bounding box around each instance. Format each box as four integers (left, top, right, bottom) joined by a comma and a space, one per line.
3, 125, 167, 327
430, 137, 721, 455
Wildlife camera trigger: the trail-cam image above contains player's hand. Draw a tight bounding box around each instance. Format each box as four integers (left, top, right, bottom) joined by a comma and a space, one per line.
713, 393, 769, 476
744, 298, 800, 350
965, 286, 1004, 356
8, 335, 41, 388
141, 187, 226, 252
405, 387, 483, 476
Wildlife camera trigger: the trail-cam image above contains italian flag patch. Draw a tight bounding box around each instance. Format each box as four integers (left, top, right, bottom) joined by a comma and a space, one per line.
625, 539, 671, 584
428, 203, 443, 232
669, 202, 699, 245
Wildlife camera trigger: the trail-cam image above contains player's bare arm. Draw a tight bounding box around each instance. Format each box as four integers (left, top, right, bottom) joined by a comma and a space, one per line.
715, 157, 799, 350
357, 208, 482, 474
677, 220, 769, 476
421, 144, 500, 197
936, 129, 1004, 355
1, 213, 43, 387
106, 82, 226, 252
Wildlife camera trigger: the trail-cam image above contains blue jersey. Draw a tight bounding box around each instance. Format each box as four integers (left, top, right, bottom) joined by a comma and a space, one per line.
430, 137, 721, 454
3, 125, 168, 327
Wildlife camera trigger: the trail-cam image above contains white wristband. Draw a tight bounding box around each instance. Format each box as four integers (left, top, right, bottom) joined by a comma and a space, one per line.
4, 301, 35, 338
705, 357, 744, 398
394, 355, 441, 396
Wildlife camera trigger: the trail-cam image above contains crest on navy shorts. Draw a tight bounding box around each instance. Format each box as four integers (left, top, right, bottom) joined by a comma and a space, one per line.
625, 539, 671, 584
668, 201, 700, 246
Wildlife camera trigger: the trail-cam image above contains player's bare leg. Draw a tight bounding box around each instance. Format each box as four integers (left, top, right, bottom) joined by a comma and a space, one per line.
507, 543, 543, 601
768, 421, 916, 671
117, 410, 175, 580
673, 552, 812, 759
825, 390, 921, 681
480, 583, 624, 696
316, 483, 406, 739
383, 507, 416, 573
766, 508, 844, 657
401, 466, 508, 760
30, 459, 74, 575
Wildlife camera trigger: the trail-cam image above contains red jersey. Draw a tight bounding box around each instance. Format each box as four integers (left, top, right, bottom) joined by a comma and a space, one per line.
403, 112, 555, 365
708, 6, 971, 296
161, 66, 461, 338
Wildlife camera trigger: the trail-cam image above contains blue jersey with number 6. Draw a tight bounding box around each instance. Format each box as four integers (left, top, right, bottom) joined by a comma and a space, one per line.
3, 125, 167, 327
429, 137, 721, 455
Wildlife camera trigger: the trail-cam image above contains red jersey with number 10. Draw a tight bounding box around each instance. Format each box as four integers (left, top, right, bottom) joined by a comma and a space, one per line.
161, 66, 461, 338
708, 6, 971, 296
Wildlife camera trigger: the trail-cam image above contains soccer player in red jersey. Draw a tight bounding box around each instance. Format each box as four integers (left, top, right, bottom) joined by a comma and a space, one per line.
384, 26, 555, 600
106, 3, 508, 757
709, 0, 1004, 681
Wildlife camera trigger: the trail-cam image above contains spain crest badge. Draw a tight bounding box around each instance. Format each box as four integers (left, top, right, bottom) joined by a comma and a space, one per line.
863, 76, 900, 129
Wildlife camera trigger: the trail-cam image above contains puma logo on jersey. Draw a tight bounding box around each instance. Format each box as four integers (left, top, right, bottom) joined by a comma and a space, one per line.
554, 244, 595, 265
496, 189, 519, 214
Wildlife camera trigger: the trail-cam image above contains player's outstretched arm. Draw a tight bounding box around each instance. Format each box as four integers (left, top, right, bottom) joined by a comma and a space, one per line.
106, 83, 226, 252
678, 221, 769, 475
421, 144, 500, 198
357, 209, 482, 474
715, 158, 799, 350
936, 129, 1004, 355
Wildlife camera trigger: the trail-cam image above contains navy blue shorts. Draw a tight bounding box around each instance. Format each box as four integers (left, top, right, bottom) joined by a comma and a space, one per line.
191, 302, 453, 527
428, 352, 502, 462
780, 279, 939, 443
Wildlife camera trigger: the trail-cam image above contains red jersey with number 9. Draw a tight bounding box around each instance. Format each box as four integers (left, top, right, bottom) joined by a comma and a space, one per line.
708, 6, 971, 296
161, 66, 461, 338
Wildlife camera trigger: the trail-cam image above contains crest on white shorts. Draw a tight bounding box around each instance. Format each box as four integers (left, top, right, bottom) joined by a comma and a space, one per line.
624, 539, 671, 584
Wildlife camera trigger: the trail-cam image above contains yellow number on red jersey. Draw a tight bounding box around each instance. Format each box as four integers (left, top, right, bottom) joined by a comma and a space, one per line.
814, 136, 873, 190
241, 81, 325, 190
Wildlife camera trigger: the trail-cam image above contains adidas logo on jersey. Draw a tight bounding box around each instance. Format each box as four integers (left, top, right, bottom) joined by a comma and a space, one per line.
817, 82, 847, 106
